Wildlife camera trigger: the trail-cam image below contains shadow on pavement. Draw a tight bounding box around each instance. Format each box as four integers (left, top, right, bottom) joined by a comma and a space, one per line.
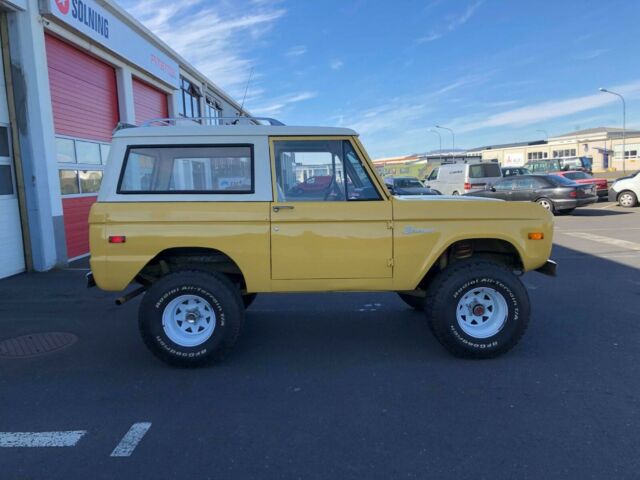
570, 207, 633, 216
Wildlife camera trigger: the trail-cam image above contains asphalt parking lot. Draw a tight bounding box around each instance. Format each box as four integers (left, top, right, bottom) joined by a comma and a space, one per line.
1, 201, 639, 480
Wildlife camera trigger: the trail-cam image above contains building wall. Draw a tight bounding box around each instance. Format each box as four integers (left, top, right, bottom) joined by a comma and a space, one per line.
1, 0, 246, 276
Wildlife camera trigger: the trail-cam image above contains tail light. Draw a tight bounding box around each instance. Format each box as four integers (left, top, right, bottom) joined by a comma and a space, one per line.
109, 235, 127, 244
569, 190, 577, 198
464, 182, 471, 190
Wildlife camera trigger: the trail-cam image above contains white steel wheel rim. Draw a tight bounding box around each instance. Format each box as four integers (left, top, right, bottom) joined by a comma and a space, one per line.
162, 294, 217, 347
538, 199, 552, 210
456, 287, 509, 339
620, 193, 634, 207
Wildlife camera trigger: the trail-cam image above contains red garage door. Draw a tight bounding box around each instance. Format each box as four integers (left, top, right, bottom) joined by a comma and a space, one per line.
133, 78, 168, 125
46, 33, 119, 259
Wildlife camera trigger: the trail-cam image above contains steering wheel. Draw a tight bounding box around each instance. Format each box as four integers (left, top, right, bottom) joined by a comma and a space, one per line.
323, 178, 345, 201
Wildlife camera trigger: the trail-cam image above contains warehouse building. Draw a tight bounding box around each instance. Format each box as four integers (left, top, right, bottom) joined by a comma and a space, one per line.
467, 127, 640, 173
0, 0, 248, 279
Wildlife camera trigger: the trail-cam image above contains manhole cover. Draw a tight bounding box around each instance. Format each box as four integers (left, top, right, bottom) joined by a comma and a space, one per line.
0, 332, 78, 358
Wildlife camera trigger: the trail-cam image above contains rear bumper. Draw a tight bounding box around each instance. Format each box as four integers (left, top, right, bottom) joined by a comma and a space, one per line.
535, 259, 557, 277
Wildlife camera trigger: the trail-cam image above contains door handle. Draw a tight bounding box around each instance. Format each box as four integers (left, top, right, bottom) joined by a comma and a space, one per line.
273, 205, 295, 212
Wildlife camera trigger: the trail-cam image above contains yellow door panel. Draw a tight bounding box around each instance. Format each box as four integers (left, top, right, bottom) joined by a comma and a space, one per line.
270, 201, 392, 280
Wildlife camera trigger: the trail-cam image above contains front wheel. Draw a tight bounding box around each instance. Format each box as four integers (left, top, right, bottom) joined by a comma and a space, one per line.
138, 271, 244, 367
424, 260, 530, 359
618, 190, 638, 208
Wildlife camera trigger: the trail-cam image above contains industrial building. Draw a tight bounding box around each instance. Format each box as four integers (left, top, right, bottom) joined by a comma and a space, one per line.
468, 127, 640, 172
0, 0, 247, 279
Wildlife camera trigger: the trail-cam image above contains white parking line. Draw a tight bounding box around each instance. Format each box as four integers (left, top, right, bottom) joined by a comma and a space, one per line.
562, 232, 640, 251
0, 431, 86, 447
110, 422, 152, 457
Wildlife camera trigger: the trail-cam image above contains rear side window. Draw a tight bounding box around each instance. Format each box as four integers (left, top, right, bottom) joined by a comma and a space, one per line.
469, 163, 501, 178
547, 175, 575, 186
118, 145, 254, 193
564, 171, 589, 180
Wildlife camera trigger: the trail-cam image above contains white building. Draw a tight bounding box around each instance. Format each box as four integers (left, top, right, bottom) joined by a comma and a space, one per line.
0, 0, 249, 278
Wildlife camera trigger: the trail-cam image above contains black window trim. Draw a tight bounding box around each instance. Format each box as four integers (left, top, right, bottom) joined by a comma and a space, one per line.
116, 143, 256, 195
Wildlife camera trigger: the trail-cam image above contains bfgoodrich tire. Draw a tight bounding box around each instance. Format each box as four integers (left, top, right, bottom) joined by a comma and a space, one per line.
424, 260, 530, 359
397, 293, 425, 311
138, 271, 244, 367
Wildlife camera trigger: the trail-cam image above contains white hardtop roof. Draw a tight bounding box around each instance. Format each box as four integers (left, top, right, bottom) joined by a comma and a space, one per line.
113, 125, 358, 139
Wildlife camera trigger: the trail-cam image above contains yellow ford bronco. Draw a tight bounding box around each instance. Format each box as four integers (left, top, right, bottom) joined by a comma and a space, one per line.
88, 117, 556, 367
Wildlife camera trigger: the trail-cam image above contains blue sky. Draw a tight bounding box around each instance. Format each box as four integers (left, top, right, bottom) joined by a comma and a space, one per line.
119, 0, 640, 158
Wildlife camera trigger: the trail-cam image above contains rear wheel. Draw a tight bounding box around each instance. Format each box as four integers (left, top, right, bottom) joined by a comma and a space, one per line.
397, 293, 425, 311
618, 190, 638, 208
138, 271, 244, 367
536, 197, 555, 213
424, 260, 530, 359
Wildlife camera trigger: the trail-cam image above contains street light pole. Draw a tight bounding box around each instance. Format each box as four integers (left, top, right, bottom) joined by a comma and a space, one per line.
435, 125, 455, 159
429, 129, 442, 161
599, 88, 626, 174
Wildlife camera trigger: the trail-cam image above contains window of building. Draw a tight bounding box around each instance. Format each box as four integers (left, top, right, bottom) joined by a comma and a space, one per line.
119, 145, 254, 194
273, 139, 380, 202
55, 136, 110, 196
180, 77, 202, 119
0, 164, 14, 195
205, 97, 222, 125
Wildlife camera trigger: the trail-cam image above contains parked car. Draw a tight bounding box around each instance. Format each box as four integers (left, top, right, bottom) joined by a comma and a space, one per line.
384, 177, 439, 196
466, 174, 598, 214
524, 159, 562, 174
289, 175, 333, 196
425, 161, 502, 195
608, 171, 640, 207
87, 119, 556, 367
559, 156, 593, 174
501, 167, 531, 177
554, 171, 608, 198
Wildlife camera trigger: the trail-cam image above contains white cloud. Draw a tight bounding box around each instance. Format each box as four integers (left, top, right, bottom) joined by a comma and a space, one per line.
416, 32, 442, 43
285, 45, 307, 57
574, 48, 609, 60
452, 80, 640, 133
251, 91, 317, 116
330, 59, 344, 71
447, 0, 484, 31
416, 0, 484, 44
119, 0, 285, 99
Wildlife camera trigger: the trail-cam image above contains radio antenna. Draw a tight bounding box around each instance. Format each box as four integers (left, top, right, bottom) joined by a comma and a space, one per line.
239, 67, 254, 118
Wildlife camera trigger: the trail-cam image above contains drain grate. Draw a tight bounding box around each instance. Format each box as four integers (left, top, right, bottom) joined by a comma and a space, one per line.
0, 332, 78, 358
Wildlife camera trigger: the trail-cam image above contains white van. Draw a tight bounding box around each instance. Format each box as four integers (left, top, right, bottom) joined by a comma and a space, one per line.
608, 171, 639, 207
425, 162, 503, 195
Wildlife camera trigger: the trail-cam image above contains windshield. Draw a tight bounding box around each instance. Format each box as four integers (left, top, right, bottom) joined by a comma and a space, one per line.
564, 171, 590, 180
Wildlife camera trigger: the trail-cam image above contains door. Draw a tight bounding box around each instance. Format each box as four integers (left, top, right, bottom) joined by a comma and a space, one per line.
270, 137, 392, 280
490, 178, 515, 200
46, 33, 118, 259
511, 176, 536, 201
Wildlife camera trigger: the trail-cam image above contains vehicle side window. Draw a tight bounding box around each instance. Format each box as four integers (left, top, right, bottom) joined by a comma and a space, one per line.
428, 168, 439, 181
494, 179, 514, 191
273, 139, 380, 202
119, 145, 253, 193
515, 177, 535, 189
532, 177, 550, 188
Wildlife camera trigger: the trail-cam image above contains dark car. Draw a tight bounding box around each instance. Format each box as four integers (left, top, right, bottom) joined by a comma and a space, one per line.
465, 174, 598, 214
501, 166, 531, 177
384, 177, 440, 195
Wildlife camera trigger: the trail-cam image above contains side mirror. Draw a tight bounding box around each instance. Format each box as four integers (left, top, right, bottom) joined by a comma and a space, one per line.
387, 185, 394, 194
490, 187, 497, 192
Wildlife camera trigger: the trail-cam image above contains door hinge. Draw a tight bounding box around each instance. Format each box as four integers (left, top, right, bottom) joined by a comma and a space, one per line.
386, 221, 394, 230
387, 258, 395, 268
